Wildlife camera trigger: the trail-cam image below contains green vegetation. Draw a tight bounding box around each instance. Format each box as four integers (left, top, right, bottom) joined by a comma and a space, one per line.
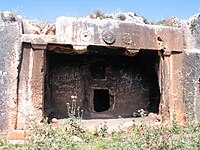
0, 12, 18, 22
90, 10, 106, 19
190, 20, 197, 32
89, 10, 154, 24
143, 17, 149, 24
0, 122, 199, 149
116, 14, 126, 21
0, 99, 199, 149
157, 19, 174, 26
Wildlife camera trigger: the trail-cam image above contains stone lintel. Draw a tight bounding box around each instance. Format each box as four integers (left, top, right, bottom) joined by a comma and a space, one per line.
21, 34, 56, 44
21, 18, 184, 54
56, 17, 184, 53
31, 44, 47, 50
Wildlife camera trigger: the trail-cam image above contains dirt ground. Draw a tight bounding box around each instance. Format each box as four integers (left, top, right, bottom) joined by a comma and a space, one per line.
54, 113, 161, 132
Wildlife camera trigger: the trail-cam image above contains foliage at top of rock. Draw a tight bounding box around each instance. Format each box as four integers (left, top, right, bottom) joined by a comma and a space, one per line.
0, 11, 21, 22
156, 13, 200, 30
187, 13, 200, 32
88, 10, 200, 28
1, 10, 200, 34
156, 17, 185, 27
89, 10, 146, 24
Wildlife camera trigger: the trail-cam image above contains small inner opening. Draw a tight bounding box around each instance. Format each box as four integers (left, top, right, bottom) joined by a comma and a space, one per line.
93, 89, 110, 112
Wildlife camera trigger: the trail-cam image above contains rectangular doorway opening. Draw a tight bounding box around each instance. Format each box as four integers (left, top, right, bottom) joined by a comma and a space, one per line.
93, 89, 110, 112
44, 46, 161, 119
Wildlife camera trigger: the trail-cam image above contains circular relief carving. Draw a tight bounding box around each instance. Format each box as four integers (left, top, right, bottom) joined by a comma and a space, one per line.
80, 30, 92, 42
122, 33, 132, 44
102, 30, 116, 44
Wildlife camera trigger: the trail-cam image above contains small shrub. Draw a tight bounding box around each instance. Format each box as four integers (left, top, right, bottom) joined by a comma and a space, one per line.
0, 12, 17, 22
29, 124, 80, 149
105, 15, 113, 19
190, 20, 197, 32
90, 10, 105, 19
134, 12, 139, 17
98, 122, 108, 137
171, 122, 182, 134
157, 19, 173, 26
117, 14, 126, 21
143, 17, 149, 24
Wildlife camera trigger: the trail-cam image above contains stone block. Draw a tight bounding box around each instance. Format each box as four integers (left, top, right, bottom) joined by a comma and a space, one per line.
0, 13, 22, 131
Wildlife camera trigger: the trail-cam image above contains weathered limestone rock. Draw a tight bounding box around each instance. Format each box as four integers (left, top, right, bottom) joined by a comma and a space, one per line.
0, 12, 22, 131
22, 20, 55, 35
183, 50, 200, 121
56, 16, 183, 54
182, 13, 200, 122
88, 12, 146, 24
0, 11, 200, 135
188, 13, 200, 49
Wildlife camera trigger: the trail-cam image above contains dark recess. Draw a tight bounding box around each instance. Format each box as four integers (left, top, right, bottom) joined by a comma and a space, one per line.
44, 48, 161, 119
93, 89, 110, 112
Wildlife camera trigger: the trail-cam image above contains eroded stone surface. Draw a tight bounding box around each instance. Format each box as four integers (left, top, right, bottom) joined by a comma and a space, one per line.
0, 11, 200, 135
183, 50, 200, 121
23, 20, 56, 35
0, 12, 22, 131
56, 16, 183, 53
88, 12, 146, 24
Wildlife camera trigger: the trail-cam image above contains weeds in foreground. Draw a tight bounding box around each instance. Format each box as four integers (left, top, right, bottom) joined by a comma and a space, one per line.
66, 96, 84, 135
0, 98, 199, 149
0, 122, 199, 149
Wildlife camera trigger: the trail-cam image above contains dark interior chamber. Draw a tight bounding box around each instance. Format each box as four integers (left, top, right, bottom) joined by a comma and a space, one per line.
44, 48, 160, 119
93, 89, 110, 112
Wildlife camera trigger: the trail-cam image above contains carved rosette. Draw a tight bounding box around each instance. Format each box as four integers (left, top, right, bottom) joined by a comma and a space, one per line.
80, 30, 92, 42
102, 30, 116, 44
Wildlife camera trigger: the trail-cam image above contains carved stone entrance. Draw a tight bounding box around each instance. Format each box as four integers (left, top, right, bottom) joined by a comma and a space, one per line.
44, 47, 160, 119
15, 16, 186, 130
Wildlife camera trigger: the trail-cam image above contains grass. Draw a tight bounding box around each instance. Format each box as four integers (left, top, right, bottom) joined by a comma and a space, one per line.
0, 99, 199, 149
0, 121, 199, 149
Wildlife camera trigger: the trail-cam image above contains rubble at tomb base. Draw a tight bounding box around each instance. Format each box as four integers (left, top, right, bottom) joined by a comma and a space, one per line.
0, 11, 199, 137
